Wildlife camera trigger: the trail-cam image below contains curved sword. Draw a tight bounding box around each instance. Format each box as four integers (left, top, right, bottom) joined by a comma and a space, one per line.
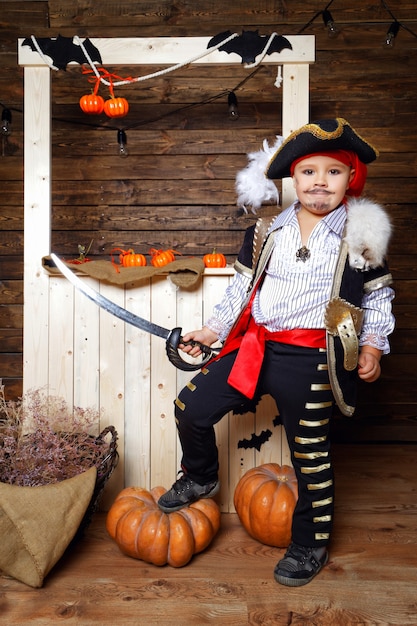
50, 253, 220, 371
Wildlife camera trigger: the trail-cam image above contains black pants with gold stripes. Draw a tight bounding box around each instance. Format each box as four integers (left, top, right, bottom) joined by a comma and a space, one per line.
174, 341, 335, 548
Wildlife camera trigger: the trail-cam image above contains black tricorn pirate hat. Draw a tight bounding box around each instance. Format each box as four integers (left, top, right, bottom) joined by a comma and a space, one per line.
266, 118, 379, 180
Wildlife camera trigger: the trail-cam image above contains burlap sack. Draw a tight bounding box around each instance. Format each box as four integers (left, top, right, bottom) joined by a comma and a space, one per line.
0, 467, 97, 587
43, 256, 205, 289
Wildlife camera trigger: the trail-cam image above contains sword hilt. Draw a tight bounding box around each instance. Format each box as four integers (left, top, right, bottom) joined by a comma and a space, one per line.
166, 327, 220, 371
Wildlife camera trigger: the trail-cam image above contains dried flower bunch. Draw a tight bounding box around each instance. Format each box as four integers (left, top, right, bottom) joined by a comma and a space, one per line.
0, 382, 109, 487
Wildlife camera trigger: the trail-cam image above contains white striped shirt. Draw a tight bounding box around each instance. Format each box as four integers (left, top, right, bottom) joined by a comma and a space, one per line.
206, 202, 395, 353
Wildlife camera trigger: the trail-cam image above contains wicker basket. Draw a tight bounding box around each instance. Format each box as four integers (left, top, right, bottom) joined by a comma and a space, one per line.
76, 425, 119, 537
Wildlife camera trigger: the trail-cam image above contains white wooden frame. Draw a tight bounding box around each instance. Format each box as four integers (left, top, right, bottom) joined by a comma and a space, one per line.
18, 36, 314, 510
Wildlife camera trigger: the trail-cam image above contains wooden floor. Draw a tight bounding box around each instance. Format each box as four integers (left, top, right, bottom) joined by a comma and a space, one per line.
1, 443, 417, 625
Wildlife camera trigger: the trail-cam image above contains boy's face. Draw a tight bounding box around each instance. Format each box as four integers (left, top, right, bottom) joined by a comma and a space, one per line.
292, 155, 355, 216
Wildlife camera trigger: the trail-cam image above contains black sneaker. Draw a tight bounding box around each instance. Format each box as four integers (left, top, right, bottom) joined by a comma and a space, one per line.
157, 473, 220, 513
274, 542, 328, 587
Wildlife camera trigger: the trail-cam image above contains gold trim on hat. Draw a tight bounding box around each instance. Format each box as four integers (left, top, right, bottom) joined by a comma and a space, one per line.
281, 118, 378, 155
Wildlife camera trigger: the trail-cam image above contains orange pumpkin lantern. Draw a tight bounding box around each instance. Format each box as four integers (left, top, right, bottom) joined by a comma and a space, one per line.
106, 485, 221, 567
150, 248, 176, 267
234, 463, 298, 547
104, 96, 129, 118
203, 249, 227, 268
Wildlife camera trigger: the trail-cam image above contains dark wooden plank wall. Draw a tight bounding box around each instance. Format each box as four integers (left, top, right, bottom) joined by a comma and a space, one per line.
1, 1, 416, 442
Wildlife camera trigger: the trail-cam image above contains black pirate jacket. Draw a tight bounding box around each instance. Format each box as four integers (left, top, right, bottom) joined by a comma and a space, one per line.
231, 198, 393, 417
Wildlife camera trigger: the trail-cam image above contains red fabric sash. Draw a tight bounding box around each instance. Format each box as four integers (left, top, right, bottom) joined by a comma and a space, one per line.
216, 297, 326, 398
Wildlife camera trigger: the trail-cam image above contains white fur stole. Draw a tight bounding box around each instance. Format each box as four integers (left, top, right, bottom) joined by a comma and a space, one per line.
345, 198, 392, 270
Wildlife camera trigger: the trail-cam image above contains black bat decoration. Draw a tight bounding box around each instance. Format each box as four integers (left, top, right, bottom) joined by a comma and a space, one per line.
207, 30, 292, 64
272, 414, 282, 427
21, 35, 102, 70
238, 429, 272, 451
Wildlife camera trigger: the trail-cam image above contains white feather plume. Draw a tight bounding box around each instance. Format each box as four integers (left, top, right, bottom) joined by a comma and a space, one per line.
235, 136, 283, 213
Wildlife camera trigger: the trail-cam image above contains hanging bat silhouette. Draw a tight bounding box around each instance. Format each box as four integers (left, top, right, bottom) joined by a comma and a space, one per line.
207, 30, 292, 64
21, 35, 102, 70
238, 429, 272, 451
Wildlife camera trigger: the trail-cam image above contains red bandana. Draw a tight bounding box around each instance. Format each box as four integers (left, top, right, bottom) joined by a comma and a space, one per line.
290, 149, 367, 197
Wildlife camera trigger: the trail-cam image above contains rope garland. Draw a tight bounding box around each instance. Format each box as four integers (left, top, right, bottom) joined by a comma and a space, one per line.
30, 32, 284, 87
74, 33, 242, 86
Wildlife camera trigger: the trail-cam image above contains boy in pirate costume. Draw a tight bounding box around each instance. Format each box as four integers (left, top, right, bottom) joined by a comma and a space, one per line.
158, 118, 395, 586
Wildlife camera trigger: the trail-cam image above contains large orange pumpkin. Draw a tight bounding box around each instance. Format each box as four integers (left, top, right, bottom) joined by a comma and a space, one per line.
233, 463, 298, 548
106, 485, 221, 567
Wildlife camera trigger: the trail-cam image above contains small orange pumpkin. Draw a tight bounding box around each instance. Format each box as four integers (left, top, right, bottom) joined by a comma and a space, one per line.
106, 485, 221, 567
203, 249, 227, 268
111, 247, 147, 269
120, 249, 147, 267
104, 96, 129, 118
150, 248, 177, 267
79, 93, 105, 115
234, 463, 298, 547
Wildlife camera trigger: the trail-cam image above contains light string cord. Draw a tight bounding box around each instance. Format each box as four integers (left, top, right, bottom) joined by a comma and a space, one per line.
380, 0, 417, 39
1, 61, 264, 133
297, 0, 335, 34
297, 0, 417, 38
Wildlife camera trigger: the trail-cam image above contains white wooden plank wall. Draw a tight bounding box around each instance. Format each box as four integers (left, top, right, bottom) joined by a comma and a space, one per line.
20, 36, 313, 512
46, 270, 288, 511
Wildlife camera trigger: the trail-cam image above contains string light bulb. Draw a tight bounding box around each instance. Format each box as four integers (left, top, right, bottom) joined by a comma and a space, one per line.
322, 9, 339, 38
383, 21, 400, 48
227, 91, 239, 120
117, 129, 128, 158
1, 108, 12, 136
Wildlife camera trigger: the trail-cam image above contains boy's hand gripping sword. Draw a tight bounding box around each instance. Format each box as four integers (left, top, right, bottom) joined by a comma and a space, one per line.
51, 253, 220, 372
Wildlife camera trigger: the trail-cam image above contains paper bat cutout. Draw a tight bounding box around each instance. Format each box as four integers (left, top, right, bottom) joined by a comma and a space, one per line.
272, 414, 282, 427
21, 35, 102, 70
207, 30, 292, 64
238, 429, 272, 451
